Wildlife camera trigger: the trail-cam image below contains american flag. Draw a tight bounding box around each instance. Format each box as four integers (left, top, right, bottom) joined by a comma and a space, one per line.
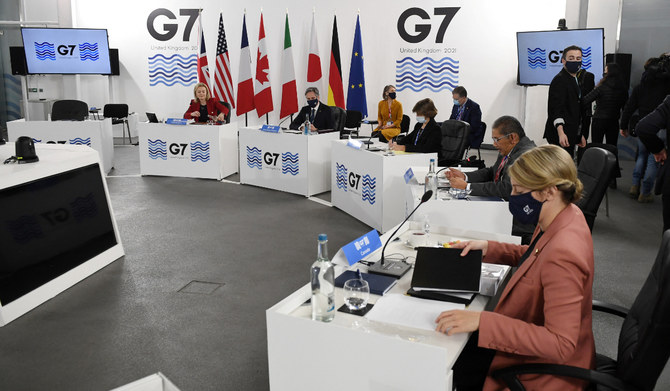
212, 13, 235, 108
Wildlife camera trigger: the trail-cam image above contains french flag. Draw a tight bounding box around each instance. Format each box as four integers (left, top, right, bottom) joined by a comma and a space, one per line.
236, 13, 255, 116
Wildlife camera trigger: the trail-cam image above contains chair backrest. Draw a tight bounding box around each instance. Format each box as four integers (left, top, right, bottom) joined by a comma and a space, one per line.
400, 115, 410, 134
439, 119, 470, 165
344, 110, 362, 129
616, 230, 670, 390
471, 121, 487, 149
103, 103, 129, 119
577, 142, 622, 178
51, 100, 88, 121
575, 147, 617, 231
330, 106, 346, 132
220, 101, 232, 123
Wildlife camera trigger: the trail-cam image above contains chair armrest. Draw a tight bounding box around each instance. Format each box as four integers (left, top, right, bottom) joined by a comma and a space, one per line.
492, 363, 629, 391
593, 299, 629, 318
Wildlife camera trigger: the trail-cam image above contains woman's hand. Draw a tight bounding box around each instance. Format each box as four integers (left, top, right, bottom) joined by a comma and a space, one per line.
191, 111, 200, 118
216, 113, 225, 122
450, 240, 488, 257
435, 310, 481, 335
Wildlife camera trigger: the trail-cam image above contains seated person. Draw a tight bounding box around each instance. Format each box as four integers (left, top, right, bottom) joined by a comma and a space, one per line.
374, 85, 403, 141
389, 98, 441, 157
289, 87, 334, 131
436, 144, 595, 391
450, 86, 483, 148
445, 115, 536, 243
183, 82, 229, 123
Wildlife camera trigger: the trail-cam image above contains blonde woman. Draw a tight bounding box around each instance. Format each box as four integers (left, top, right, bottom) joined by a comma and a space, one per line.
183, 82, 229, 123
437, 145, 595, 391
374, 85, 403, 141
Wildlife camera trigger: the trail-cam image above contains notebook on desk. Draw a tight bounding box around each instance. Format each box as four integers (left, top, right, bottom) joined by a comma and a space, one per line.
334, 270, 398, 296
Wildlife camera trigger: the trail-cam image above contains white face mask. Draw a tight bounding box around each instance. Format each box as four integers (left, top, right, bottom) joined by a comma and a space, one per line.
416, 116, 426, 124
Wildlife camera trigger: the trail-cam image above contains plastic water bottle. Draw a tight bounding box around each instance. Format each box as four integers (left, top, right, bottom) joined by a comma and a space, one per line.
304, 119, 311, 135
311, 233, 335, 322
425, 158, 438, 199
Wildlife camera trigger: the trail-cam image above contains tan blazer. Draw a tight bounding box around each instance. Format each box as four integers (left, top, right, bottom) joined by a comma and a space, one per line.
375, 99, 403, 140
479, 204, 595, 391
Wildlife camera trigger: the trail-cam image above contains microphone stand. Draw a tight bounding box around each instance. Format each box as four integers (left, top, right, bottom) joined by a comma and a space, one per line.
368, 190, 433, 278
364, 130, 379, 149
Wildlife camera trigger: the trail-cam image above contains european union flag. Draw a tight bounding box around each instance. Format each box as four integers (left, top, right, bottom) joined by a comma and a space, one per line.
346, 15, 367, 117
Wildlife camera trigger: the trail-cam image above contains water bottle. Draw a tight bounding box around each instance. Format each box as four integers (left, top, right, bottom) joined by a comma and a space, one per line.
424, 158, 438, 199
311, 233, 335, 322
304, 119, 311, 135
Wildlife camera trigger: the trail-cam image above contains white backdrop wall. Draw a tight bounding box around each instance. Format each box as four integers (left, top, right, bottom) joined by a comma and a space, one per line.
25, 0, 577, 143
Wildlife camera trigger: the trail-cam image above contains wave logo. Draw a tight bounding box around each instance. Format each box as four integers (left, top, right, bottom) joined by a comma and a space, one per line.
148, 139, 167, 160
190, 141, 210, 163
32, 138, 42, 143
335, 162, 348, 191
396, 57, 459, 92
70, 193, 98, 221
78, 42, 99, 61
281, 152, 299, 176
148, 54, 197, 87
7, 215, 44, 243
527, 48, 546, 69
362, 175, 377, 205
35, 42, 56, 61
246, 146, 262, 169
69, 137, 92, 146
582, 46, 592, 70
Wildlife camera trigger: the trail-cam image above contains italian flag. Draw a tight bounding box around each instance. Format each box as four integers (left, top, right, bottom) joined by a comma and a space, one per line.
279, 13, 298, 119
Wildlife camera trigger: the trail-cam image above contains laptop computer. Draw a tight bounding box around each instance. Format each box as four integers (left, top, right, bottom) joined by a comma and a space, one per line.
146, 112, 159, 123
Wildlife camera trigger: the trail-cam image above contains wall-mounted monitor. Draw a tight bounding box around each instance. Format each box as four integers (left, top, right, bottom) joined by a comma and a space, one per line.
516, 28, 604, 86
21, 27, 112, 75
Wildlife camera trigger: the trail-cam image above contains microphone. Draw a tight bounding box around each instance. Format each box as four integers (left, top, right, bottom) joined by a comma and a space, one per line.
368, 190, 433, 278
364, 130, 379, 148
278, 115, 292, 129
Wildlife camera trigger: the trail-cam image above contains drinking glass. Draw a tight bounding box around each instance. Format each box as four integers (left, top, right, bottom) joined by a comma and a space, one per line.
343, 279, 370, 311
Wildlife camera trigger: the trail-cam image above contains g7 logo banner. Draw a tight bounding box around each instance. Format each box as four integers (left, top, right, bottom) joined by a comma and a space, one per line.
397, 7, 460, 44
147, 8, 199, 42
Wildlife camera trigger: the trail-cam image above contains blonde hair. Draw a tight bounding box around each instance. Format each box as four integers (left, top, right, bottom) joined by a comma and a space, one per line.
508, 144, 583, 203
193, 83, 211, 101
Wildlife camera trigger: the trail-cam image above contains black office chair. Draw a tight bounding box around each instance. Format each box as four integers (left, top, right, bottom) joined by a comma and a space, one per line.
575, 147, 617, 232
220, 101, 232, 124
438, 119, 470, 166
330, 106, 347, 134
493, 229, 670, 391
103, 104, 130, 144
390, 114, 411, 143
341, 110, 363, 139
51, 100, 88, 121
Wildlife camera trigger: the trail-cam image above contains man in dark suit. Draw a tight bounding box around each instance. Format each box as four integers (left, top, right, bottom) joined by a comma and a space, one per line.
450, 86, 483, 149
445, 115, 537, 244
544, 45, 588, 157
289, 87, 333, 131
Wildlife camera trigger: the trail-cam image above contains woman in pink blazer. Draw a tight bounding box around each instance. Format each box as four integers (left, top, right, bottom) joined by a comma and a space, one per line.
436, 144, 595, 391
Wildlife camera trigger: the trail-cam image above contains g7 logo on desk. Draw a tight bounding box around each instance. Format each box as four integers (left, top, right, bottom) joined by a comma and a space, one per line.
397, 7, 460, 43
31, 138, 92, 146
263, 152, 279, 166
335, 162, 376, 205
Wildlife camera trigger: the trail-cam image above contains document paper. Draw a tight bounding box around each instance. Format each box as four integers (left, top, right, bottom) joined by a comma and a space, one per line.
365, 294, 465, 332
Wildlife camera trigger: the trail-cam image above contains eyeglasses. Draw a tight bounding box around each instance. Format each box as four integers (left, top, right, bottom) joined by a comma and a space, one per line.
492, 134, 511, 144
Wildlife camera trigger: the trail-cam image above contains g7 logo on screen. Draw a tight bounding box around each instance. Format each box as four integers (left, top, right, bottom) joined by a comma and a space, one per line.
147, 8, 199, 41
397, 7, 460, 44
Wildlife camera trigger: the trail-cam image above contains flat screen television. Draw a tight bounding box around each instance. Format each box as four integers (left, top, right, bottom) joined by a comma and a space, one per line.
21, 27, 112, 75
516, 28, 604, 86
0, 163, 117, 304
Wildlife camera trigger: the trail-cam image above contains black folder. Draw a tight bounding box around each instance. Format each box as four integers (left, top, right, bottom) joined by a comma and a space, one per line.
334, 270, 397, 296
411, 247, 482, 293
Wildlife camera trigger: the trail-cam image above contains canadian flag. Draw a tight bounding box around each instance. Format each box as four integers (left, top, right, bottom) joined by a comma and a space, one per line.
306, 13, 322, 91
254, 13, 273, 117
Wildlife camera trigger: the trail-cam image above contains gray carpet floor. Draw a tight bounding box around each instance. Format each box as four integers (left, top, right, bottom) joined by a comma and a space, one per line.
0, 144, 667, 390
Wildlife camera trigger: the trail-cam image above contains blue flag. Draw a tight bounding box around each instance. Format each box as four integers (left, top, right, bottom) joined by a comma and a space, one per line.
346, 15, 367, 117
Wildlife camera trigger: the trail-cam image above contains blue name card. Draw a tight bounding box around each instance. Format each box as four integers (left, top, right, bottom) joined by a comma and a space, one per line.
347, 138, 363, 150
166, 118, 188, 125
341, 229, 382, 266
261, 124, 280, 133
404, 167, 415, 184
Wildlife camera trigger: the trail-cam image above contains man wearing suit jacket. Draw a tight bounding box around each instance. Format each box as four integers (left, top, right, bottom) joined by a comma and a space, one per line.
544, 45, 588, 156
445, 116, 536, 243
289, 87, 334, 131
450, 86, 483, 148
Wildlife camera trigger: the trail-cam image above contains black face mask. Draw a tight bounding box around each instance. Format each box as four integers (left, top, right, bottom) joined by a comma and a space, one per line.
565, 61, 582, 73
388, 92, 396, 100
307, 100, 318, 108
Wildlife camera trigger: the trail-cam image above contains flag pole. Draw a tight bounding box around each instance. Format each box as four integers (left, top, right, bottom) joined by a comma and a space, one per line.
266, 113, 269, 125
245, 113, 248, 127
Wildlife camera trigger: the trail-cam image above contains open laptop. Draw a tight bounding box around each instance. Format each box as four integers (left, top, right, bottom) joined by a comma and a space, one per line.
146, 112, 159, 123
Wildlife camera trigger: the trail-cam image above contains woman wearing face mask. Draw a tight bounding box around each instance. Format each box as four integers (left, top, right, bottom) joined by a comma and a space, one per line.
184, 82, 229, 123
436, 144, 594, 391
374, 85, 403, 141
389, 98, 441, 158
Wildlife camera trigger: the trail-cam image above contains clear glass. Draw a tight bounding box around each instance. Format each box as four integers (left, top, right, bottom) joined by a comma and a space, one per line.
343, 279, 370, 311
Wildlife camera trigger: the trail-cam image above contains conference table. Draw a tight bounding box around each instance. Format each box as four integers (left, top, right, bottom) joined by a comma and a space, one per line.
7, 118, 114, 173
137, 122, 239, 180
330, 140, 437, 233
266, 223, 517, 391
0, 142, 124, 326
238, 128, 339, 197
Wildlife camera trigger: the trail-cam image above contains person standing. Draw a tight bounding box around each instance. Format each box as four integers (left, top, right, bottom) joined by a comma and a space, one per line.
374, 85, 403, 141
581, 63, 629, 146
544, 45, 587, 157
450, 86, 483, 149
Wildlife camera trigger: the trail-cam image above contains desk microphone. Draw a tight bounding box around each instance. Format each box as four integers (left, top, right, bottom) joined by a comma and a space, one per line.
365, 130, 379, 148
368, 190, 433, 278
278, 116, 292, 129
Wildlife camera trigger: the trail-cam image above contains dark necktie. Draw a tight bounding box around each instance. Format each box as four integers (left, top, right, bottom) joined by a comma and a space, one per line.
310, 108, 315, 122
494, 155, 509, 183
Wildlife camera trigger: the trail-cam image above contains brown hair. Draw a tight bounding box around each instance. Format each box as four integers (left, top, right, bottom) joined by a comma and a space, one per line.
382, 85, 395, 99
508, 144, 583, 203
412, 98, 438, 119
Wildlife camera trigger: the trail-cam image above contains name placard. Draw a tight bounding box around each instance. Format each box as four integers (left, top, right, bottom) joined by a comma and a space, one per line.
261, 125, 280, 133
404, 167, 415, 184
341, 229, 382, 266
347, 138, 363, 150
166, 118, 189, 125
